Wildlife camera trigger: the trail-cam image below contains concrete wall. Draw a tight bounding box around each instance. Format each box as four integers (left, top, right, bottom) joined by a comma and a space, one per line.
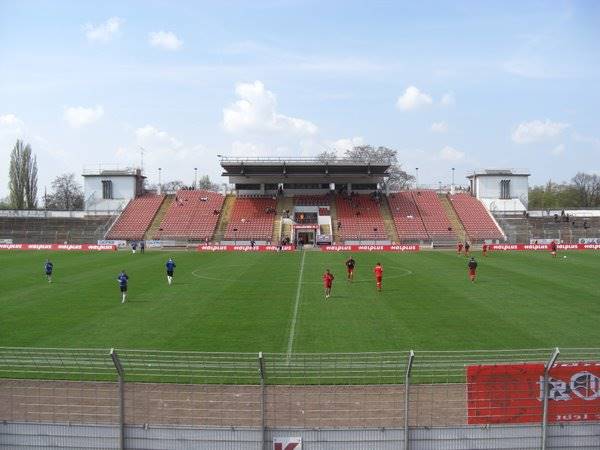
84, 175, 137, 211
2, 422, 598, 450
473, 175, 529, 202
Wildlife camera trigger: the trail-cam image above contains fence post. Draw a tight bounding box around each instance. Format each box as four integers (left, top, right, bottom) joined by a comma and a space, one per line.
110, 348, 125, 450
404, 350, 415, 450
258, 352, 266, 450
541, 347, 560, 450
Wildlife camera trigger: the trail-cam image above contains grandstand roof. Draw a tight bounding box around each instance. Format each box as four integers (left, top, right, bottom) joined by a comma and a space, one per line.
220, 157, 390, 177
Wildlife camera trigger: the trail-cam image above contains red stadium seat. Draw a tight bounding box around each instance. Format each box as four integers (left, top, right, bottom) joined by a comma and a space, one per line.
107, 195, 165, 240
387, 192, 429, 240
156, 190, 225, 240
225, 196, 277, 241
449, 193, 504, 240
335, 195, 387, 241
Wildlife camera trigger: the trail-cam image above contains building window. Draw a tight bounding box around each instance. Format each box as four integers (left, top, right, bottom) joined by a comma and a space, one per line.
500, 179, 511, 199
102, 180, 113, 199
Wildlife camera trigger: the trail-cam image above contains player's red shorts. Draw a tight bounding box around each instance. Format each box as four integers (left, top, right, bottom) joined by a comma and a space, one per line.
376, 276, 382, 283
469, 269, 476, 276
324, 282, 332, 288
347, 267, 354, 273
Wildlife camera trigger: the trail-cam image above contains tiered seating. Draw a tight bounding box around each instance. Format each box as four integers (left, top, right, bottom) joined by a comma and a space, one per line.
295, 195, 330, 206
387, 192, 428, 240
107, 195, 164, 240
449, 193, 504, 240
0, 216, 112, 244
156, 190, 224, 240
335, 195, 387, 241
225, 197, 276, 241
412, 190, 456, 240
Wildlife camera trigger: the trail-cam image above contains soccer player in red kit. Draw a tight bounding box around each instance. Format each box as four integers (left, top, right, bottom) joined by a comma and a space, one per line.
323, 269, 334, 299
550, 240, 557, 258
482, 243, 488, 256
374, 262, 383, 291
457, 242, 463, 254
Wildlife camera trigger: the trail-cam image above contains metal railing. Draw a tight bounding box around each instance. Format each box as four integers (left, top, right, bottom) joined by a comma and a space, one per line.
0, 346, 599, 450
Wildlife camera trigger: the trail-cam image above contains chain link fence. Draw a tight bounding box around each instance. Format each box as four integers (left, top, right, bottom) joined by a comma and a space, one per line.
1, 346, 599, 449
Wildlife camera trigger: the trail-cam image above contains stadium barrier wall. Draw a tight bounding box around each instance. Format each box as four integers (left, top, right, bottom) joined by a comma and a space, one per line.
490, 243, 600, 251
1, 347, 599, 449
0, 243, 117, 251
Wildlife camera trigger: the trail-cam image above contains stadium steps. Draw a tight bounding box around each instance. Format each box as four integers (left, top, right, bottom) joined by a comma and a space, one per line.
273, 197, 294, 243
212, 194, 236, 242
493, 214, 531, 244
144, 195, 173, 240
329, 196, 341, 243
381, 196, 400, 242
440, 194, 468, 242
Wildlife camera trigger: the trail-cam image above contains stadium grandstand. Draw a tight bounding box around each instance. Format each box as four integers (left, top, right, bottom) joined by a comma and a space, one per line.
4, 158, 600, 247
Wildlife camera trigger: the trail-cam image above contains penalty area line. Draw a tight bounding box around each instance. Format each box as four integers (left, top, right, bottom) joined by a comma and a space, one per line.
286, 250, 306, 362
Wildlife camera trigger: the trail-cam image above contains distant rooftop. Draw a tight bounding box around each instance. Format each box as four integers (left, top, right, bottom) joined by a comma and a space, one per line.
219, 156, 392, 166
82, 164, 144, 177
467, 168, 530, 177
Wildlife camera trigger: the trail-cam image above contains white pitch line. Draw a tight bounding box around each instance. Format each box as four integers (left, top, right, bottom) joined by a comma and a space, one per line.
286, 250, 306, 361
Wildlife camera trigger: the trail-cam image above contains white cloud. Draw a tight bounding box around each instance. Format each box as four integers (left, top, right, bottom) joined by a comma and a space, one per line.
63, 106, 104, 128
83, 17, 123, 42
396, 86, 433, 111
431, 121, 449, 133
330, 137, 365, 156
438, 146, 465, 161
551, 144, 565, 156
223, 80, 318, 136
135, 125, 184, 155
149, 31, 183, 51
511, 119, 570, 143
0, 114, 25, 135
441, 92, 455, 107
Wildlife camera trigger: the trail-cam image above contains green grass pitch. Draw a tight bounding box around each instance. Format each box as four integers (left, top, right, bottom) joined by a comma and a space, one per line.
1, 249, 599, 352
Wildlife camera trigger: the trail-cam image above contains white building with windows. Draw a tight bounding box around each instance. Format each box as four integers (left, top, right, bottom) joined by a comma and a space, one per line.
467, 169, 530, 212
82, 166, 145, 213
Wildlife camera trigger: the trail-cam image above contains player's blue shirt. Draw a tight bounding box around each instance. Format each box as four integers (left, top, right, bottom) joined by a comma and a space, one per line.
165, 260, 176, 271
117, 273, 129, 287
45, 262, 53, 273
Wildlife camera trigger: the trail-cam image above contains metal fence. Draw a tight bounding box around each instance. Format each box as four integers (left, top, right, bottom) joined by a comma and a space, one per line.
0, 347, 599, 449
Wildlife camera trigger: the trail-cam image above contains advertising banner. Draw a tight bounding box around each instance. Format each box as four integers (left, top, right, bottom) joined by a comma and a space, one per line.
98, 239, 127, 248
320, 244, 420, 252
273, 437, 302, 450
197, 245, 296, 252
489, 243, 600, 251
0, 243, 117, 251
467, 362, 600, 424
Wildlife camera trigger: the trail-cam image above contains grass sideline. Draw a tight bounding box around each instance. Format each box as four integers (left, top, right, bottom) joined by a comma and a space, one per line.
1, 249, 599, 355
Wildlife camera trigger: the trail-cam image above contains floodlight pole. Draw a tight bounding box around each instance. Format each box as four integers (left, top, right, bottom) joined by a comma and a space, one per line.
404, 350, 415, 450
110, 348, 125, 450
541, 347, 559, 450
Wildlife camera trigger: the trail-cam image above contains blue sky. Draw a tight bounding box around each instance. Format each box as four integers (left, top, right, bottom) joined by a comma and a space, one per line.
1, 0, 599, 197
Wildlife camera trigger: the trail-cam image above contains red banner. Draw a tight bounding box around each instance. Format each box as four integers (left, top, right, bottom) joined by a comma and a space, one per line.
0, 243, 117, 251
197, 245, 296, 252
467, 363, 600, 424
489, 243, 600, 251
320, 244, 420, 252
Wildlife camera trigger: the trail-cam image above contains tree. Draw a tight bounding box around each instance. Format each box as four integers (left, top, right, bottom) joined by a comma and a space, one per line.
571, 172, 600, 207
8, 140, 38, 209
45, 173, 84, 210
161, 180, 186, 192
196, 175, 220, 191
318, 145, 415, 191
